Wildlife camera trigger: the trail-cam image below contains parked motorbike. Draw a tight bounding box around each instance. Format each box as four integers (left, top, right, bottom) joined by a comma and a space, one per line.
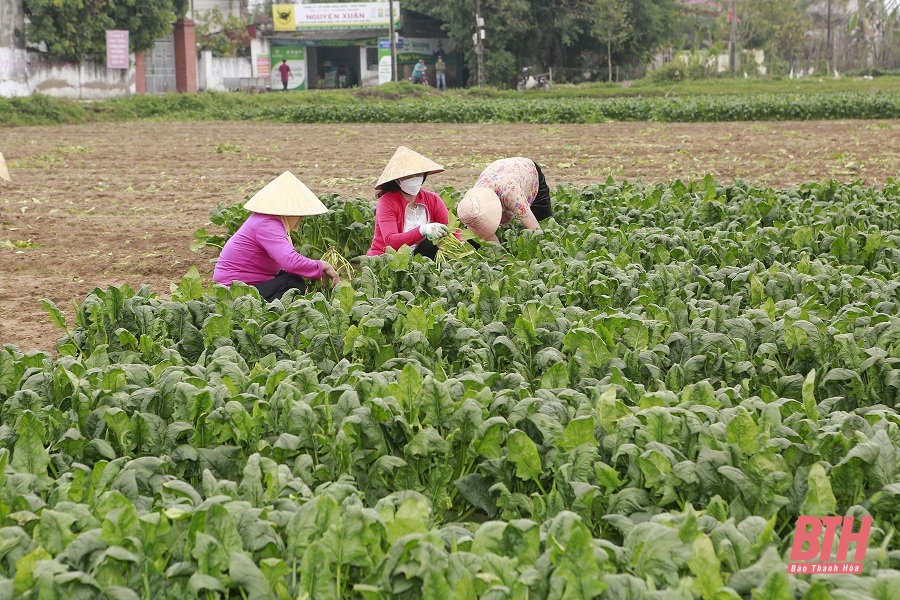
409, 68, 429, 86
517, 67, 552, 91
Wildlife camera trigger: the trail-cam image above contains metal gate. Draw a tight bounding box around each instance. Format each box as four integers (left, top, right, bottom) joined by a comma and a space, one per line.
145, 35, 176, 94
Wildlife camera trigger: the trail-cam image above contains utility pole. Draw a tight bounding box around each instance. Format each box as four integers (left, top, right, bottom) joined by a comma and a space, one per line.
0, 0, 25, 49
0, 0, 28, 94
473, 0, 485, 86
826, 0, 832, 68
729, 0, 737, 74
389, 0, 398, 81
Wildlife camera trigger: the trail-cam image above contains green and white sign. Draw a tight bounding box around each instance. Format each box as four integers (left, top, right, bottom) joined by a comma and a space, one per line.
270, 45, 306, 91
378, 38, 454, 84
397, 38, 454, 66
377, 37, 403, 84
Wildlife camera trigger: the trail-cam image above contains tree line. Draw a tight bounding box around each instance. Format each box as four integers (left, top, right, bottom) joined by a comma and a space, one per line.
406, 0, 900, 83
679, 0, 900, 77
11, 0, 900, 83
21, 0, 189, 63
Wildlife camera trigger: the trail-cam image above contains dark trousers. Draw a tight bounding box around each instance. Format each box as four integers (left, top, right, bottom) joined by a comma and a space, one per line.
282, 80, 289, 91
531, 161, 553, 222
253, 271, 307, 302
414, 238, 481, 260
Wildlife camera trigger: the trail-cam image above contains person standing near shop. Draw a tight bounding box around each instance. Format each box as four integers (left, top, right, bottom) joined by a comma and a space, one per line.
434, 56, 447, 91
410, 59, 427, 85
278, 59, 293, 91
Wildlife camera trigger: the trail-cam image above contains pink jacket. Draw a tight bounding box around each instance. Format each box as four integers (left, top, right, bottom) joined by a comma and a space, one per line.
367, 189, 450, 256
213, 212, 324, 285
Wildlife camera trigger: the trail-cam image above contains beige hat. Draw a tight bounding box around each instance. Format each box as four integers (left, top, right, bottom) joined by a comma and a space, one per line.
457, 187, 502, 240
244, 171, 328, 216
0, 153, 9, 182
375, 146, 444, 189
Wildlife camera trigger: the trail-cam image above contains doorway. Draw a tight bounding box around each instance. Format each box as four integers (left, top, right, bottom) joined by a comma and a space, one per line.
315, 46, 361, 89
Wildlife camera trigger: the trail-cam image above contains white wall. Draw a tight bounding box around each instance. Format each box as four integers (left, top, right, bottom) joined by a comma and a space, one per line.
661, 49, 767, 76
191, 0, 241, 20
0, 54, 135, 99
250, 37, 270, 79
705, 49, 766, 76
198, 51, 254, 91
359, 46, 379, 87
0, 47, 29, 96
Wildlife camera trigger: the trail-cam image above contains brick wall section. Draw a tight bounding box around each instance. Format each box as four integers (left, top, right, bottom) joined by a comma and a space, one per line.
134, 52, 146, 94
173, 19, 197, 93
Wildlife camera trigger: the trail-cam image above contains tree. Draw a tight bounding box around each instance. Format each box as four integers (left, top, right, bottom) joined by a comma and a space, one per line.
406, 0, 680, 87
850, 0, 900, 70
197, 8, 252, 57
619, 0, 681, 70
765, 2, 811, 72
525, 1, 595, 79
592, 0, 632, 81
24, 0, 189, 62
730, 1, 811, 73
404, 0, 530, 86
707, 0, 813, 74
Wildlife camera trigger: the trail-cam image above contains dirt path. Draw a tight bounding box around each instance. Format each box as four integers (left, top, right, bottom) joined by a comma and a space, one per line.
2, 120, 899, 352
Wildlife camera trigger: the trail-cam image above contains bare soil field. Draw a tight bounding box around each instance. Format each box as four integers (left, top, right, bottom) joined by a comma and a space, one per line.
1, 120, 899, 353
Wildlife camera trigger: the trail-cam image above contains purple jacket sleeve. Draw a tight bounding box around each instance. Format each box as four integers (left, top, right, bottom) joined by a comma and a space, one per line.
256, 218, 324, 279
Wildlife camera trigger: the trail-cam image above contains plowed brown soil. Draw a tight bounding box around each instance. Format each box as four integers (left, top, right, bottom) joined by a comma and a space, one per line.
2, 120, 899, 352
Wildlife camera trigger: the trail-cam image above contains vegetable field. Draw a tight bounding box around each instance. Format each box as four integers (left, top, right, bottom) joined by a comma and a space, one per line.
1, 118, 900, 599
3, 120, 900, 354
2, 175, 900, 598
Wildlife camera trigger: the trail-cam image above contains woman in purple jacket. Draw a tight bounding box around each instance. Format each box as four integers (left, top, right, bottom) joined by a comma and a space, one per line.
213, 171, 340, 301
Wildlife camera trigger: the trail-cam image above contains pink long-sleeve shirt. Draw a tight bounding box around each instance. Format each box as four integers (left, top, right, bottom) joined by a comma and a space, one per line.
213, 212, 324, 285
367, 189, 450, 256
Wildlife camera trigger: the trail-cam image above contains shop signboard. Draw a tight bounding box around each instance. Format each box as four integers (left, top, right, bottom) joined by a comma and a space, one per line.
270, 45, 306, 90
273, 2, 401, 31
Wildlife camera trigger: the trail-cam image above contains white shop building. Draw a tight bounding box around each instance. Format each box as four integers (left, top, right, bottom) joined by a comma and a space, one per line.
252, 2, 459, 90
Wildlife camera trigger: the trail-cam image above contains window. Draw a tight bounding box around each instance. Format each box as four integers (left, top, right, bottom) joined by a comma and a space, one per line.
367, 47, 379, 71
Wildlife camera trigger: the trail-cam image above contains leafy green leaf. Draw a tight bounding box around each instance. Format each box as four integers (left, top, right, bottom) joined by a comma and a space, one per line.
688, 533, 723, 600
507, 430, 544, 487
802, 462, 837, 517
726, 406, 760, 455
11, 411, 50, 477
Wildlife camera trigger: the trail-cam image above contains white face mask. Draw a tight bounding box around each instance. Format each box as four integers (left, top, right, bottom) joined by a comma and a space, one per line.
399, 175, 424, 196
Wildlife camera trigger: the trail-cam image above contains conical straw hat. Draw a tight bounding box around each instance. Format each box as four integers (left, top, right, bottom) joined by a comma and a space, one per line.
0, 153, 9, 182
244, 171, 328, 216
457, 187, 502, 240
375, 146, 444, 188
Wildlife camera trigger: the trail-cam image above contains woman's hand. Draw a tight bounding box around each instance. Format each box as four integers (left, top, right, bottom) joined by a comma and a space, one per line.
320, 260, 340, 286
420, 223, 449, 241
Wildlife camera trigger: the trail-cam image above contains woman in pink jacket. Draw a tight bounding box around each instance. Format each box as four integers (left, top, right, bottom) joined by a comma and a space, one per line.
213, 171, 340, 301
367, 146, 450, 260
